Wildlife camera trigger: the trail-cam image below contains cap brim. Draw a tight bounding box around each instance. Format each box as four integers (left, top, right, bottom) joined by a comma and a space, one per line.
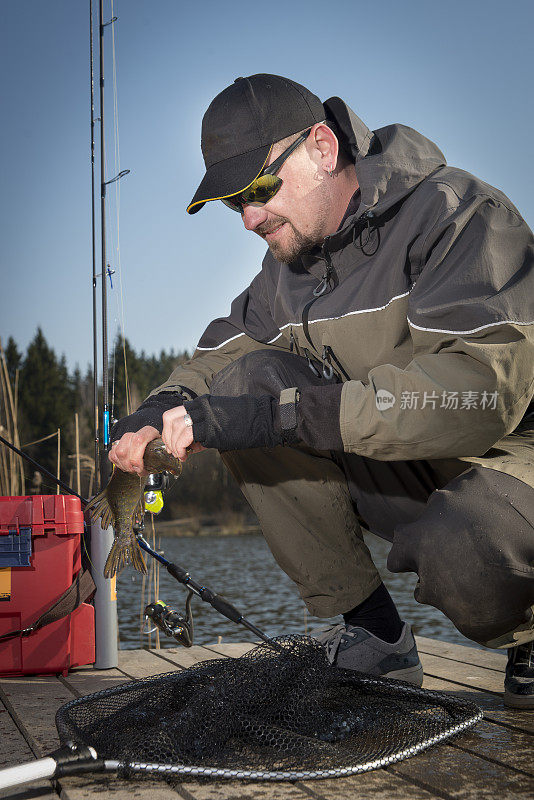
186, 143, 272, 214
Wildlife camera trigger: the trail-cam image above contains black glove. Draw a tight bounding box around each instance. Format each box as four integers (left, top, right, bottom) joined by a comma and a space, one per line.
183, 383, 344, 453
184, 394, 282, 451
295, 384, 343, 450
110, 391, 185, 442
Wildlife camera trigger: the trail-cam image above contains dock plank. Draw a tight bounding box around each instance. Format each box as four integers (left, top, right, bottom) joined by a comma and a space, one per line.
61, 667, 128, 698
450, 718, 534, 775
202, 643, 257, 658
422, 674, 534, 733
59, 775, 184, 800
0, 698, 58, 800
151, 645, 225, 669
180, 780, 312, 799
298, 771, 441, 800
0, 784, 58, 800
118, 648, 183, 680
420, 651, 504, 694
390, 741, 533, 799
0, 699, 35, 767
416, 636, 507, 671
0, 676, 73, 756
0, 677, 182, 800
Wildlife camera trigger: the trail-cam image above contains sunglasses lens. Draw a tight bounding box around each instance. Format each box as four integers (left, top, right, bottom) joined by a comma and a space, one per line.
221, 175, 283, 213
221, 196, 243, 212
242, 174, 282, 205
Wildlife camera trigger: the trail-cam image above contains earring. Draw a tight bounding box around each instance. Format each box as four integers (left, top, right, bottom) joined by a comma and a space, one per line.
327, 165, 335, 177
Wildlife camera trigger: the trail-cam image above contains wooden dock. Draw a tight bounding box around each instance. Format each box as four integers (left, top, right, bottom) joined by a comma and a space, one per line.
0, 637, 532, 799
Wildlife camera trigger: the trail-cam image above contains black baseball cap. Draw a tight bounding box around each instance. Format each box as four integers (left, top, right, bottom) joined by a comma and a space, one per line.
186, 74, 326, 214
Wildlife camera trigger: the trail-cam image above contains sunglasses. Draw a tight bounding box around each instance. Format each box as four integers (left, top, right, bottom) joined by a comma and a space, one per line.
221, 126, 314, 213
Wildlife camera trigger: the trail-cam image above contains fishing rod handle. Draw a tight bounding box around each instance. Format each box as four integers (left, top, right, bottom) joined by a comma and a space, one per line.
166, 562, 190, 583
203, 591, 243, 623
165, 563, 242, 622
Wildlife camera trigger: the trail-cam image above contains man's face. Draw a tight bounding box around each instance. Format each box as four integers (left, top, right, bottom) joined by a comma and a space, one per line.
240, 132, 335, 262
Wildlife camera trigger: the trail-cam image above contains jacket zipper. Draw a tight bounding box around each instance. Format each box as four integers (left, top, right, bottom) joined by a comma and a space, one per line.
300, 240, 355, 382
289, 326, 302, 356
301, 213, 378, 380
302, 241, 335, 349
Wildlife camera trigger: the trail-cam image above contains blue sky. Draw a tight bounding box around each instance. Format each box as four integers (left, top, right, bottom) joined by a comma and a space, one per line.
1, 0, 533, 372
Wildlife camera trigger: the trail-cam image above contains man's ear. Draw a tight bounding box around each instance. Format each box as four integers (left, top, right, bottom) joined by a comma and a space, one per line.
310, 123, 339, 174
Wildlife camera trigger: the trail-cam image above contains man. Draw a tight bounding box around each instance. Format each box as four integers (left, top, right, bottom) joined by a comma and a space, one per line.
110, 75, 534, 707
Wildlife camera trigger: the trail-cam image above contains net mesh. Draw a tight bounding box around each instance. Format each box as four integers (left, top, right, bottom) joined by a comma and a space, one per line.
56, 636, 482, 781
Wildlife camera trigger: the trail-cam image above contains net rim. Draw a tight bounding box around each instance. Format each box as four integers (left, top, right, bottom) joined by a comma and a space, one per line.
108, 708, 483, 781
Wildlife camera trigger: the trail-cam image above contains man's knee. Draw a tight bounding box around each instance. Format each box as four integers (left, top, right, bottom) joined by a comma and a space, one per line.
387, 467, 534, 646
210, 349, 324, 397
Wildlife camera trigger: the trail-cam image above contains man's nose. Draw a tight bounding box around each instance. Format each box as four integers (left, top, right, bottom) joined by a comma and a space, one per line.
242, 204, 268, 231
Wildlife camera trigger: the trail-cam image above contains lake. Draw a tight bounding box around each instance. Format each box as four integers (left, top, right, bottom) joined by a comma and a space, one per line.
117, 531, 483, 651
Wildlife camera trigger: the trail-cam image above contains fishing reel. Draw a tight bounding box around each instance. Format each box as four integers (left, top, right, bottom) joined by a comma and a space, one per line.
144, 596, 194, 647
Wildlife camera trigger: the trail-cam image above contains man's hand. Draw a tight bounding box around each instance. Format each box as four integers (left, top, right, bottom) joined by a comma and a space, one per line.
161, 405, 205, 462
109, 425, 160, 475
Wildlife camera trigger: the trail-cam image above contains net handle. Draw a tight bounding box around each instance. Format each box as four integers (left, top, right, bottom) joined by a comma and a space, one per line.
0, 744, 102, 791
0, 757, 58, 790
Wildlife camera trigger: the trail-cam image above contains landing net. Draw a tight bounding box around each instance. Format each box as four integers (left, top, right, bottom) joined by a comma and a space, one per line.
56, 636, 482, 781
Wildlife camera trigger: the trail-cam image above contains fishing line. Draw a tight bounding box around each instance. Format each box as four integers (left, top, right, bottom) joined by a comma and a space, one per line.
109, 0, 131, 417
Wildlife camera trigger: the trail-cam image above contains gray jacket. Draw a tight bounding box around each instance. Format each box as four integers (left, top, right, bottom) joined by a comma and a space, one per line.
152, 98, 534, 488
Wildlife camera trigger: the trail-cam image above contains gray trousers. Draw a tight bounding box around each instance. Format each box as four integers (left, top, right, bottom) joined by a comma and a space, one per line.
211, 350, 534, 648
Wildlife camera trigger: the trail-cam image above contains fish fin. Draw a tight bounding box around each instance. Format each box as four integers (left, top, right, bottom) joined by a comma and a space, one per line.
130, 538, 148, 576
86, 490, 116, 529
103, 536, 147, 579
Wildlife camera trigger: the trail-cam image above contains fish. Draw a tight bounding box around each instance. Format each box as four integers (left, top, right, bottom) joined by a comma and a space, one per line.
86, 438, 182, 578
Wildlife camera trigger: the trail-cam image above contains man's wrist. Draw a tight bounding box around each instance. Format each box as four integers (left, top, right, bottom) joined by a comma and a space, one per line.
110, 391, 184, 440
184, 394, 281, 451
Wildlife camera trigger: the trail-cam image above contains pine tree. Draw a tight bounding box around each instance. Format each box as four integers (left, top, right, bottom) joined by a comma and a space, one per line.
19, 328, 75, 478
4, 337, 22, 384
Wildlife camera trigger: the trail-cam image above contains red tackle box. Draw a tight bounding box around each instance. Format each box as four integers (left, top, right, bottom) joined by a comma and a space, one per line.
0, 495, 95, 676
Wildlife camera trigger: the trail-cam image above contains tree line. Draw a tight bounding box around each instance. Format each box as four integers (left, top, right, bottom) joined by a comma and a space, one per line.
0, 329, 252, 523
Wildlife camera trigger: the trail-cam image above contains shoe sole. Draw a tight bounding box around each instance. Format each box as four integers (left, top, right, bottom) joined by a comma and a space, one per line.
384, 663, 424, 687
504, 690, 534, 710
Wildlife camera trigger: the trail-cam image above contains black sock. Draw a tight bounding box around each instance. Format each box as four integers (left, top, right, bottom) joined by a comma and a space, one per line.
343, 583, 403, 643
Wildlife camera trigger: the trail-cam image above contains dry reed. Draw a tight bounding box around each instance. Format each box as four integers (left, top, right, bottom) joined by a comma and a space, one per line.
0, 339, 25, 496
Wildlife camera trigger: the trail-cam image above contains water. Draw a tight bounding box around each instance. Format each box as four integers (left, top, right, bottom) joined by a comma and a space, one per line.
117, 531, 482, 651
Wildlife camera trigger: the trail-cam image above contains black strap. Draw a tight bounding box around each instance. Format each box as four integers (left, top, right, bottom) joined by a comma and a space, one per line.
279, 387, 301, 444
0, 567, 96, 644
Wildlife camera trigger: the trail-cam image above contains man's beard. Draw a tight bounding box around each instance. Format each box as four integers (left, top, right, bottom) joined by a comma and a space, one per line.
263, 221, 321, 263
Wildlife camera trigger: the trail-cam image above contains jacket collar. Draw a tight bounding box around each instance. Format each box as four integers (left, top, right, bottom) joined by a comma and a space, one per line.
317, 98, 447, 251
283, 99, 448, 272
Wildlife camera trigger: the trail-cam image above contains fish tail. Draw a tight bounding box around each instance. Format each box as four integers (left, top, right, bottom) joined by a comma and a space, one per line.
86, 489, 115, 530
104, 536, 147, 579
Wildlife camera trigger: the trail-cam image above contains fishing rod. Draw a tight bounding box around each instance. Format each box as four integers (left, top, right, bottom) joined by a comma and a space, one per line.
137, 533, 280, 648
0, 435, 278, 648
96, 1, 129, 491
98, 0, 110, 490
89, 0, 100, 492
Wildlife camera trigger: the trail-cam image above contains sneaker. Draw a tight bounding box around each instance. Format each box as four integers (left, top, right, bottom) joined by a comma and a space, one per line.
504, 640, 534, 709
312, 622, 423, 686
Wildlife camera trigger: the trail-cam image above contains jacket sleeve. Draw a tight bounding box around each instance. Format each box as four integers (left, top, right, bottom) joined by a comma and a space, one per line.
338, 194, 534, 460
148, 267, 287, 400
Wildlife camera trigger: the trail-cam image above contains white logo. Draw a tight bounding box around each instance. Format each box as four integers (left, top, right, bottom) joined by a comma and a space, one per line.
376, 389, 396, 410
